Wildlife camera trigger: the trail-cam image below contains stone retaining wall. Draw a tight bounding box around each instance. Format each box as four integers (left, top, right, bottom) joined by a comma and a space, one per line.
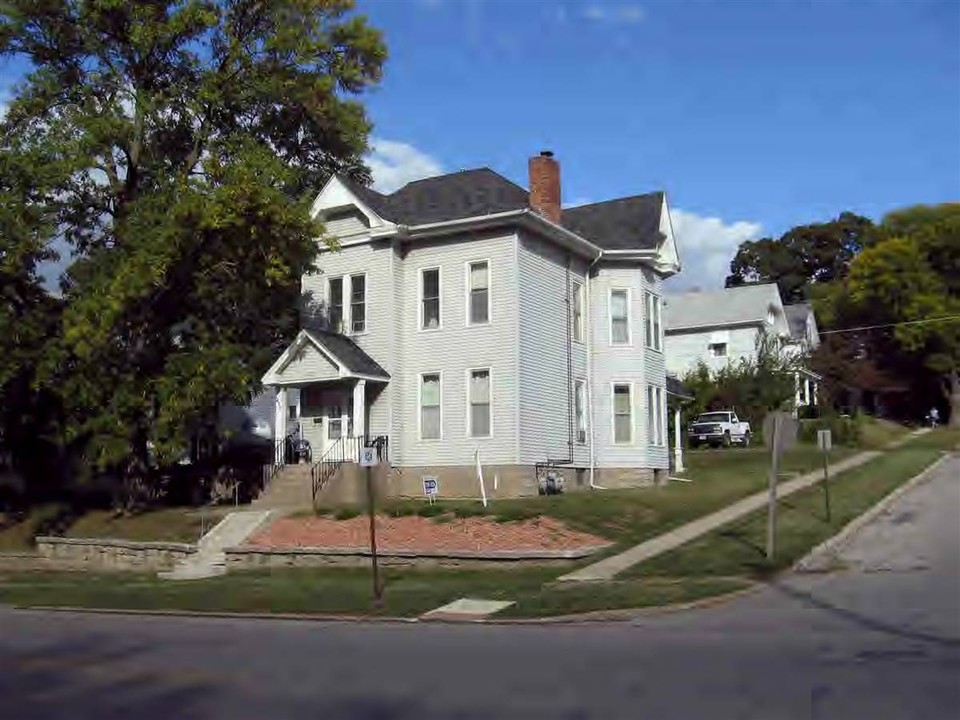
225, 545, 606, 570
35, 537, 196, 572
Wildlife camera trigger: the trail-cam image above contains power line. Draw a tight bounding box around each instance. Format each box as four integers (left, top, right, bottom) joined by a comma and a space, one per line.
819, 315, 960, 336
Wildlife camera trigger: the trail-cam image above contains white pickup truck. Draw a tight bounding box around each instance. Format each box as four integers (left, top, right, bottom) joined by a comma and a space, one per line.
688, 410, 752, 448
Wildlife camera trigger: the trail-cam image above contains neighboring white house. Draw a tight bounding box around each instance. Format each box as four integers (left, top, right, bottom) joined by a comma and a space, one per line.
663, 284, 820, 410
259, 151, 683, 497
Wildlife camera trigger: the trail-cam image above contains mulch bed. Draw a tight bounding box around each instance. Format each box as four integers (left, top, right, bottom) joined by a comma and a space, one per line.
248, 515, 608, 554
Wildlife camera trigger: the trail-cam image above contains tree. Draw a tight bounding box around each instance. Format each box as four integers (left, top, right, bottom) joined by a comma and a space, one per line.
0, 1, 386, 495
726, 212, 875, 302
845, 206, 960, 426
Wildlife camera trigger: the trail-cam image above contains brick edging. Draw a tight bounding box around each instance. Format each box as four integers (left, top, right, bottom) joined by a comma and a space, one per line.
226, 544, 611, 561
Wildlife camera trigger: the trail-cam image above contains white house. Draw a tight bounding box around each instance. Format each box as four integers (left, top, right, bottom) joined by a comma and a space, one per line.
663, 284, 820, 410
259, 151, 683, 498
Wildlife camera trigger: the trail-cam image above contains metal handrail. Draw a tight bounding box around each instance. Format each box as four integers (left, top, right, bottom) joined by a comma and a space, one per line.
309, 435, 390, 509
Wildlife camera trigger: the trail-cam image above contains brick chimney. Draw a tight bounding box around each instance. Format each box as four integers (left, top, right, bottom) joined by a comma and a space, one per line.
528, 150, 561, 224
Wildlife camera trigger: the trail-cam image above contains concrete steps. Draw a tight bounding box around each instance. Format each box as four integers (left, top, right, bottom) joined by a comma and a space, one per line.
159, 510, 273, 580
251, 464, 315, 512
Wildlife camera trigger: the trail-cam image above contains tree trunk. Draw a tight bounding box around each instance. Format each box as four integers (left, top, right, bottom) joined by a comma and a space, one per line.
946, 370, 960, 429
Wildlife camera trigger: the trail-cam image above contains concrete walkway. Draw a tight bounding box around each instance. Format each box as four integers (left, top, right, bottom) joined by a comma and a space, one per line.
558, 430, 930, 582
159, 510, 273, 581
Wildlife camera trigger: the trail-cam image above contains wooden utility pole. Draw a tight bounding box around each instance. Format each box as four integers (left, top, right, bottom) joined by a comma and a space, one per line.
766, 413, 781, 560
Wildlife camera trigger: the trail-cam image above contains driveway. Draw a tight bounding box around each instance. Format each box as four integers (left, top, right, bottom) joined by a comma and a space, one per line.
1, 454, 957, 719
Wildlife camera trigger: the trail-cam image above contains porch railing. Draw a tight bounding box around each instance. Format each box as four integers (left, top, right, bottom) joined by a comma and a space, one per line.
310, 435, 390, 509
263, 429, 299, 488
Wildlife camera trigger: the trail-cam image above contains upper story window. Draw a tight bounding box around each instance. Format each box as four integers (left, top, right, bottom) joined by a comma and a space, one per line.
645, 292, 662, 351
328, 277, 344, 333
350, 273, 366, 333
572, 281, 585, 343
610, 289, 630, 345
767, 307, 776, 326
467, 260, 490, 325
421, 267, 441, 330
709, 342, 727, 357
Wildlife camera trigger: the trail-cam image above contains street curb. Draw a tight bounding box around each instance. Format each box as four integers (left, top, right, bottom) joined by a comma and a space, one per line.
9, 605, 420, 625
793, 451, 955, 573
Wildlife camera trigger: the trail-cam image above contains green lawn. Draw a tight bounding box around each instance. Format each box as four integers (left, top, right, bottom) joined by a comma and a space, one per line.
0, 566, 747, 619
374, 445, 854, 552
629, 444, 945, 579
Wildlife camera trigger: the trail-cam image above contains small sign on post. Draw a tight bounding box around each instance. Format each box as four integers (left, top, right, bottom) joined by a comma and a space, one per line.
359, 446, 378, 467
818, 429, 832, 522
360, 442, 382, 608
422, 475, 439, 503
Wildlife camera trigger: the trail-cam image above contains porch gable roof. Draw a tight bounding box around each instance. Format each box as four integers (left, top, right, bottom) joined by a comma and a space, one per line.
262, 329, 390, 386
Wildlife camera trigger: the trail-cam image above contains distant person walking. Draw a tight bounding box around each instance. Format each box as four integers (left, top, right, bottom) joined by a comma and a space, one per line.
928, 407, 940, 428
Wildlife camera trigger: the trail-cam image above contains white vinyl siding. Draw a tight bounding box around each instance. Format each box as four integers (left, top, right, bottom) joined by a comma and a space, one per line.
274, 343, 340, 384
419, 372, 442, 440
610, 289, 630, 345
467, 368, 492, 438
572, 281, 585, 343
466, 259, 490, 325
420, 267, 441, 330
612, 383, 633, 444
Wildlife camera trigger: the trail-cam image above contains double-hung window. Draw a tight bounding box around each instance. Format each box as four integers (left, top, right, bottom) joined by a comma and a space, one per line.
350, 274, 366, 333
467, 260, 490, 325
572, 281, 585, 343
575, 379, 586, 444
645, 292, 662, 351
613, 383, 633, 444
647, 385, 665, 445
328, 277, 344, 333
610, 289, 630, 345
420, 373, 442, 440
421, 268, 441, 330
468, 368, 492, 438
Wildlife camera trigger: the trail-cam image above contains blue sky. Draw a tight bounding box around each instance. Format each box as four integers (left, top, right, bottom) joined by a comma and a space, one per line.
2, 0, 958, 290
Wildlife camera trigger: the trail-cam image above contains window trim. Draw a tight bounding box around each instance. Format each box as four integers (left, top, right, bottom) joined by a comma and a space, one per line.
608, 288, 632, 346
644, 291, 663, 352
418, 371, 443, 441
328, 275, 344, 333
465, 367, 493, 439
611, 381, 634, 445
464, 258, 492, 327
349, 272, 367, 335
418, 266, 442, 332
572, 280, 585, 344
574, 378, 587, 445
708, 342, 728, 357
647, 384, 666, 446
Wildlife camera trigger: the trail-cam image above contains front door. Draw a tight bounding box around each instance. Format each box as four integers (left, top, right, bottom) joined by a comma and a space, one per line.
320, 403, 344, 457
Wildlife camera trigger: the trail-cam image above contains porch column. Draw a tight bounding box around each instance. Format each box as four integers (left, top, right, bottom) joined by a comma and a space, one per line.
274, 386, 288, 464
795, 372, 802, 407
804, 376, 811, 406
352, 379, 366, 441
673, 407, 685, 474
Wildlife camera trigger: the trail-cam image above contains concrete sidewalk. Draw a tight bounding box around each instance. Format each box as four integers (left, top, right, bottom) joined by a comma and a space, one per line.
558, 430, 929, 583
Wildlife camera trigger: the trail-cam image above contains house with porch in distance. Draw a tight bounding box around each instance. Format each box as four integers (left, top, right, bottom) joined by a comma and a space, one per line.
257, 151, 683, 505
662, 284, 821, 412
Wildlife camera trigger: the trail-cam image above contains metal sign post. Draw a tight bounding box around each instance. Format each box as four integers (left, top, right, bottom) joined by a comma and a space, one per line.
359, 445, 383, 608
818, 429, 832, 522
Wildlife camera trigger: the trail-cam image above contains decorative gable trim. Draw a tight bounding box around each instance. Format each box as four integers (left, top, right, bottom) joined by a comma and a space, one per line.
310, 175, 394, 230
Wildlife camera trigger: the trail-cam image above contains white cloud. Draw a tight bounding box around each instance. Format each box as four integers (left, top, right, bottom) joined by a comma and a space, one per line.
366, 138, 444, 193
583, 3, 645, 24
666, 209, 763, 293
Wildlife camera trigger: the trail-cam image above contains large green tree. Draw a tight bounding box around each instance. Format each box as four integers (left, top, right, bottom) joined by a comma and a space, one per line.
0, 1, 386, 489
725, 212, 875, 302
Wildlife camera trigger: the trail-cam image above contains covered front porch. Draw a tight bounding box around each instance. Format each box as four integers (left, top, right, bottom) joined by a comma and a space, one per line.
261, 329, 390, 466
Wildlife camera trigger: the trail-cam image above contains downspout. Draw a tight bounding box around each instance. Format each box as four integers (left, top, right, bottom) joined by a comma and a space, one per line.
586, 252, 605, 489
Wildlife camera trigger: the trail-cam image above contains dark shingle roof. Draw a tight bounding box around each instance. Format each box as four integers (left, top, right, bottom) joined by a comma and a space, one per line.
305, 330, 390, 380
337, 170, 663, 250
666, 375, 694, 400
561, 193, 664, 250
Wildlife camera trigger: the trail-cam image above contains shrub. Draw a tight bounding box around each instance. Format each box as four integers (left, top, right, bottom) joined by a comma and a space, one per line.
333, 507, 361, 521
798, 415, 861, 447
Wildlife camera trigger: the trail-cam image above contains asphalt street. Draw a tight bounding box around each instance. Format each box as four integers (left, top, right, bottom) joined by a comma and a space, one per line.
1, 454, 958, 719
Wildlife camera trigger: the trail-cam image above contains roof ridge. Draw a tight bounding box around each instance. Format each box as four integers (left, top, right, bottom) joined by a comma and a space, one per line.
385, 166, 525, 197
564, 190, 664, 212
